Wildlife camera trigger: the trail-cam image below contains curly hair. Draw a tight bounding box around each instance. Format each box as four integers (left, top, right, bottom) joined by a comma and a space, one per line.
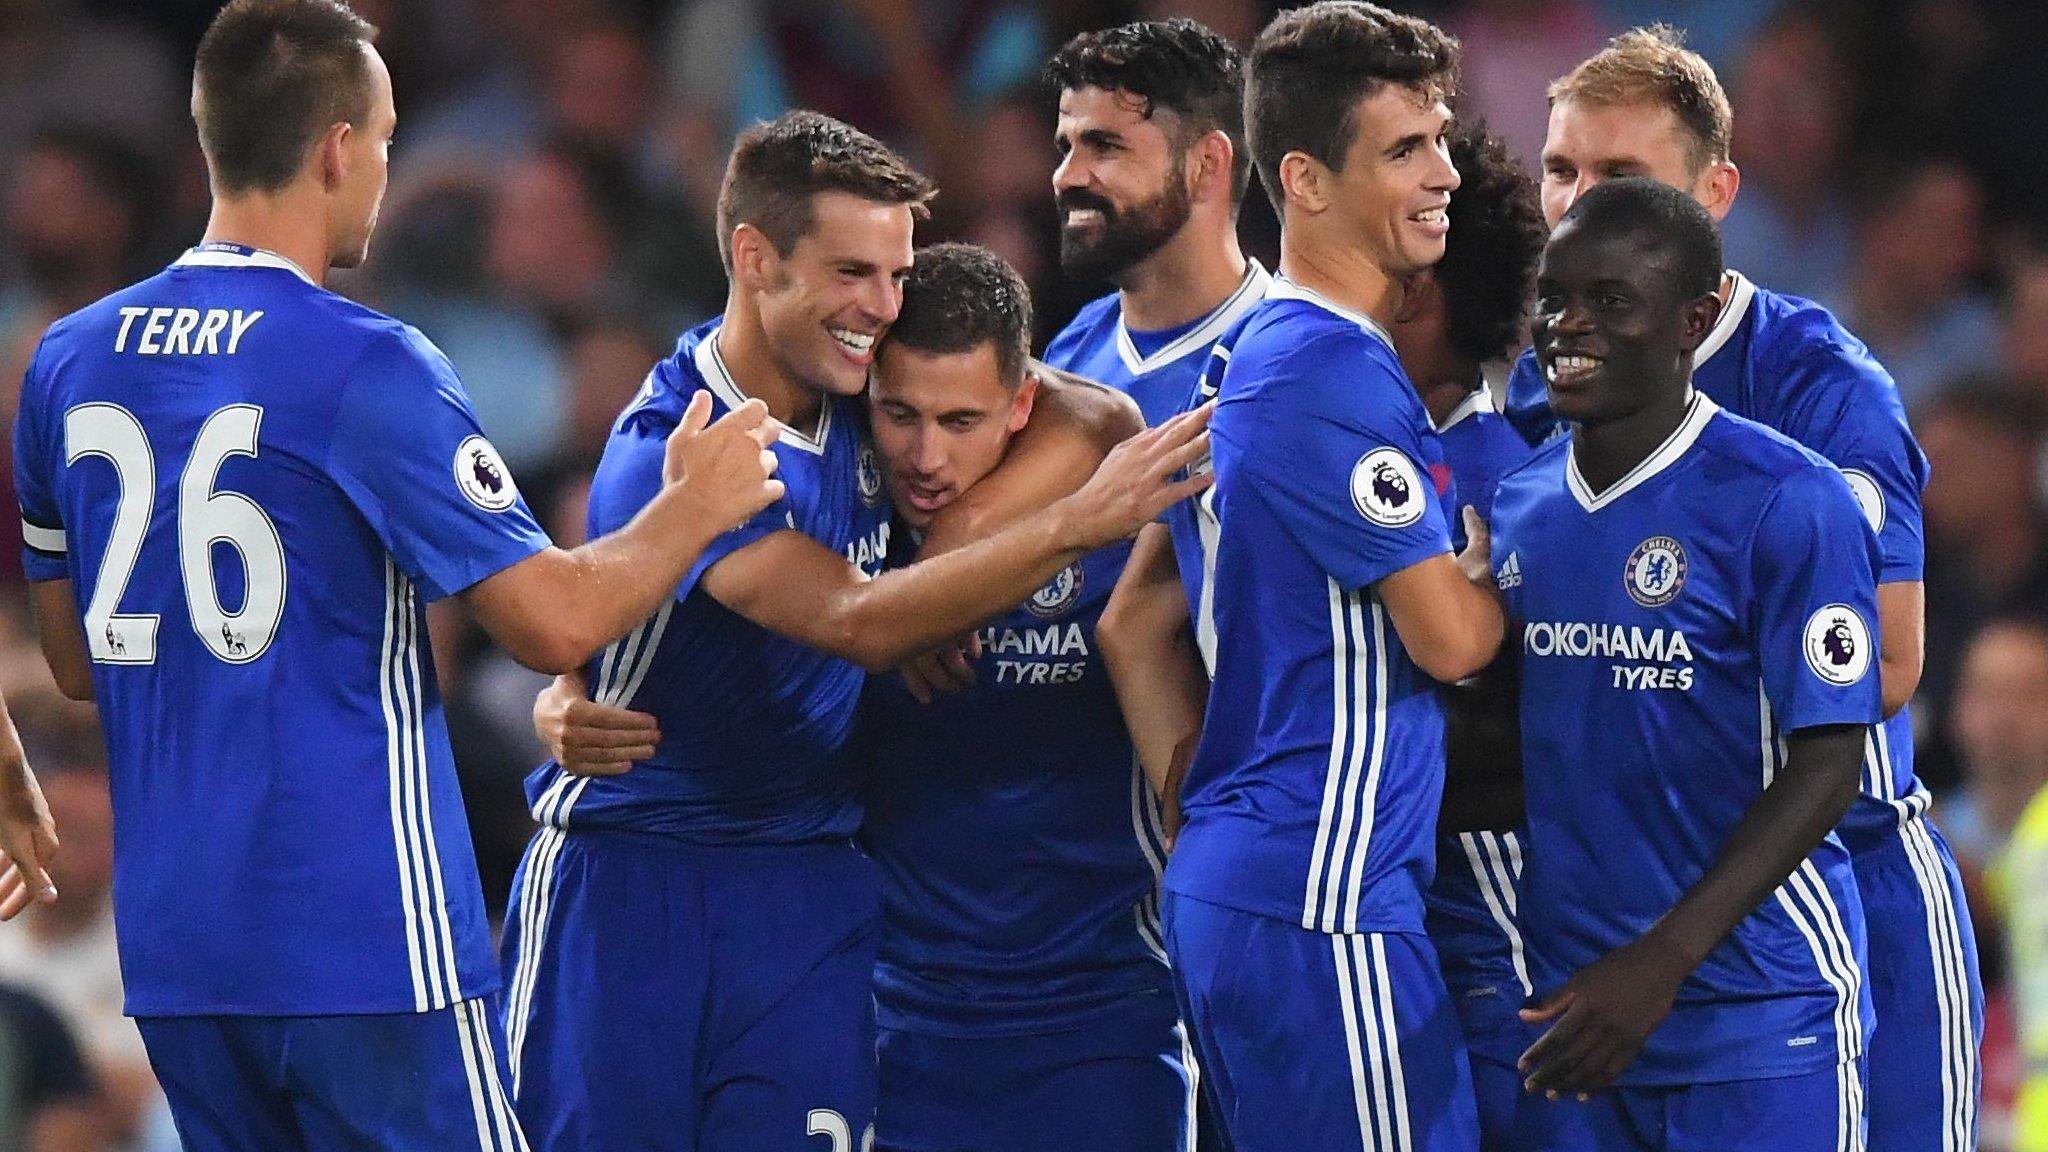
888, 243, 1033, 386
1437, 125, 1546, 364
715, 110, 935, 272
1043, 19, 1249, 204
1245, 2, 1459, 215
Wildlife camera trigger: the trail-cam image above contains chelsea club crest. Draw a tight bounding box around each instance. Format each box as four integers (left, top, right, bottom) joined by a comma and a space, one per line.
1026, 563, 1084, 618
856, 443, 883, 507
1624, 536, 1687, 607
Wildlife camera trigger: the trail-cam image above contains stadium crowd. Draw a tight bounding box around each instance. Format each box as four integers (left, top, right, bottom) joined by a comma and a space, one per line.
0, 0, 2043, 1148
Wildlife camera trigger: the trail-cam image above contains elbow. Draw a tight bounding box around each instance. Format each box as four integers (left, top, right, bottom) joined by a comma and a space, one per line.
824, 611, 904, 673
504, 629, 600, 678
1879, 652, 1922, 720
52, 667, 94, 702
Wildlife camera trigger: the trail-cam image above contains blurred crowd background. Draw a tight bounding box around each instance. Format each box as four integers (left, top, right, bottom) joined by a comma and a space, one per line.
0, 0, 2043, 1148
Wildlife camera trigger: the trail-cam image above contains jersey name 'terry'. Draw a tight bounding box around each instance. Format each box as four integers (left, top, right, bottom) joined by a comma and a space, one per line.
113, 307, 263, 356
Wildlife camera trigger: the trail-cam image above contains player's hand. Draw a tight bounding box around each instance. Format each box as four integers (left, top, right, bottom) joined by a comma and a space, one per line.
1517, 935, 1688, 1099
1056, 404, 1214, 550
1159, 727, 1200, 851
899, 632, 982, 704
1457, 507, 1495, 588
533, 671, 661, 777
0, 759, 59, 920
664, 392, 786, 536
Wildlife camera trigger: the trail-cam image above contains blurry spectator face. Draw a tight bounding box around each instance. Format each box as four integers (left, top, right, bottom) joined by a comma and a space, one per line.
1858, 162, 1985, 302
743, 191, 915, 399
1952, 622, 2048, 834
486, 154, 613, 311
331, 45, 397, 270
40, 772, 114, 910
1540, 99, 1730, 229
1731, 19, 1846, 203
547, 26, 655, 155
5, 144, 138, 288
565, 321, 662, 458
1053, 85, 1195, 283
869, 343, 1032, 530
1919, 403, 2030, 541
2005, 260, 2048, 391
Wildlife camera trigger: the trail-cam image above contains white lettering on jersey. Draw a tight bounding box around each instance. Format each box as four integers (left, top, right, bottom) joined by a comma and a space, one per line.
845, 522, 891, 574
115, 306, 264, 355
1526, 619, 1697, 691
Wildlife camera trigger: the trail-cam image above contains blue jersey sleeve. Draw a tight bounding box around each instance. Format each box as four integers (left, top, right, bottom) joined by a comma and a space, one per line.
13, 337, 67, 583
1770, 341, 1928, 583
1226, 332, 1451, 590
1503, 348, 1559, 447
587, 385, 793, 602
1750, 464, 1884, 733
326, 327, 550, 602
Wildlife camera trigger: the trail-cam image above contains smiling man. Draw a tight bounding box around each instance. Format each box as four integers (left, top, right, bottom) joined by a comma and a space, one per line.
1492, 177, 1877, 1151
1500, 30, 1977, 1152
499, 115, 1211, 1152
1125, 5, 1504, 1149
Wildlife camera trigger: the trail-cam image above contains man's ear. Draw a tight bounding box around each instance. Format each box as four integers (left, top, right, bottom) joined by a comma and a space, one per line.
1278, 150, 1330, 215
316, 121, 351, 191
1189, 129, 1235, 205
1008, 370, 1039, 432
730, 223, 775, 291
1678, 290, 1722, 352
1697, 159, 1741, 223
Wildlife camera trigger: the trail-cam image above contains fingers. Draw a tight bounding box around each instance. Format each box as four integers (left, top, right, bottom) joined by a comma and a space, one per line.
1521, 1008, 1603, 1097
1156, 429, 1213, 476
565, 701, 661, 735
0, 853, 54, 922
1519, 989, 1572, 1025
1462, 506, 1489, 546
900, 664, 936, 706
717, 397, 770, 438
678, 390, 713, 438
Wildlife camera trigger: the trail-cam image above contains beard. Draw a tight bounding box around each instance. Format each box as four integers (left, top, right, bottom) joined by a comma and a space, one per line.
1056, 174, 1193, 285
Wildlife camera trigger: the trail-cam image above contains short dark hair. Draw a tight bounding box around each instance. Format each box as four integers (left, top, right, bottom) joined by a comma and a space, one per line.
1557, 176, 1723, 301
888, 243, 1032, 386
1245, 2, 1459, 215
1043, 19, 1250, 205
193, 0, 379, 195
1438, 124, 1546, 364
715, 110, 935, 272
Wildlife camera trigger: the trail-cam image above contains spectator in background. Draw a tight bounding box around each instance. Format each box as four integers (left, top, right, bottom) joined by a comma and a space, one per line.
1917, 385, 2048, 793
0, 980, 103, 1152
1443, 0, 1610, 167
2007, 255, 2048, 408
1846, 159, 2002, 403
0, 130, 163, 351
1719, 8, 1856, 309
1941, 619, 2048, 980
0, 720, 167, 1151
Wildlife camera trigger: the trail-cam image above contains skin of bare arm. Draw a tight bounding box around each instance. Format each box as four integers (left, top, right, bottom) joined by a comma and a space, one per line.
1098, 523, 1208, 842
1876, 580, 1923, 718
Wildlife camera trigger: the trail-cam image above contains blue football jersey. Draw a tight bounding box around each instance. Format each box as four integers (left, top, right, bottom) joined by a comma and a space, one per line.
1491, 394, 1880, 1085
12, 245, 550, 1016
1423, 385, 1537, 1062
1162, 279, 1455, 935
1505, 272, 1932, 851
1041, 261, 1270, 426
523, 319, 891, 844
858, 537, 1174, 1038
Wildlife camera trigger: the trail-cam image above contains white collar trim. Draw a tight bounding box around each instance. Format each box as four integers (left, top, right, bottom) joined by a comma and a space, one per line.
1435, 379, 1493, 432
173, 246, 317, 285
1566, 390, 1719, 513
692, 325, 830, 455
1264, 276, 1396, 352
1114, 259, 1272, 376
1693, 270, 1755, 371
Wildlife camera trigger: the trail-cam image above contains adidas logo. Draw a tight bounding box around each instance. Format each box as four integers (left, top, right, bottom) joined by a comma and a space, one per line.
1496, 551, 1523, 590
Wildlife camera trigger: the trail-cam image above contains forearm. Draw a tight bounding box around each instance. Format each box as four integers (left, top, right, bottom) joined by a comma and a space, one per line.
470, 489, 718, 674
28, 582, 92, 701
1103, 614, 1208, 799
1644, 725, 1865, 968
828, 505, 1089, 670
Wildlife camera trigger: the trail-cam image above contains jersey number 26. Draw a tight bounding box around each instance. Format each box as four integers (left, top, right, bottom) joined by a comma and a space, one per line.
64, 402, 285, 666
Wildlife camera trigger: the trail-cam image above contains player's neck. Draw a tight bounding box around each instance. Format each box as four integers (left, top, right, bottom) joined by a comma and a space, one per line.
1574, 384, 1692, 494
201, 192, 331, 287
1114, 221, 1248, 332
715, 302, 824, 435
1277, 234, 1404, 329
